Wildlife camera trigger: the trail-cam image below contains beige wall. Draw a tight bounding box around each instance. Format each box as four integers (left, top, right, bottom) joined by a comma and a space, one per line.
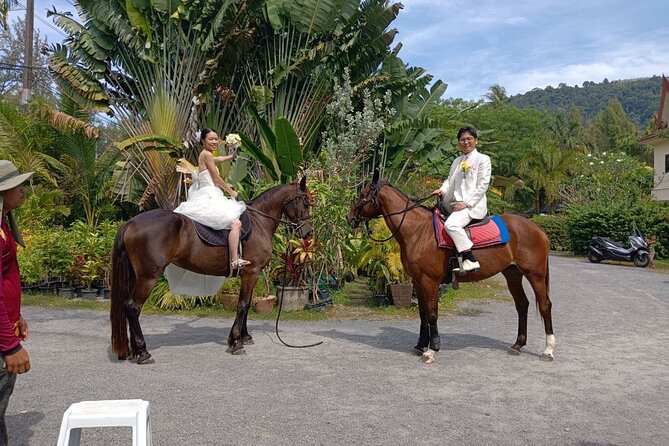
652, 139, 669, 200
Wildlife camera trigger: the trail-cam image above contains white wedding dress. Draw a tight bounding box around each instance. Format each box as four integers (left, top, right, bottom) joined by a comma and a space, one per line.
164, 170, 247, 296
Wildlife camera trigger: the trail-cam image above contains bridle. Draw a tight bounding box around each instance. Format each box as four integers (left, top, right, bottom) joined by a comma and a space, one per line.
246, 186, 312, 233
351, 181, 433, 243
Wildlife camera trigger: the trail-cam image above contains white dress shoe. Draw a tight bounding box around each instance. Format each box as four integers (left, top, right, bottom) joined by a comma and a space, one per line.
461, 259, 480, 271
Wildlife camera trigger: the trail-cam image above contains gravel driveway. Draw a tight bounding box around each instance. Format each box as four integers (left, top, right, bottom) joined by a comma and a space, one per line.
8, 255, 669, 445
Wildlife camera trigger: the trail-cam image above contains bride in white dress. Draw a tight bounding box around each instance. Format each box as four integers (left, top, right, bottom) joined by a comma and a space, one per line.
164, 129, 250, 296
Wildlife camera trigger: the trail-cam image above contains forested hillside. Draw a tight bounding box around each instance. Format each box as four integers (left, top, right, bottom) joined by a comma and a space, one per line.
509, 76, 663, 127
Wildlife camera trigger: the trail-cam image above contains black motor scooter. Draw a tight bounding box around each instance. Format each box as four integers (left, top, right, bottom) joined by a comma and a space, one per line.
587, 229, 650, 267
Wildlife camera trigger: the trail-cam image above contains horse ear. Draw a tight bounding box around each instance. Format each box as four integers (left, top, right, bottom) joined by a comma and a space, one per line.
299, 175, 307, 191
372, 169, 380, 184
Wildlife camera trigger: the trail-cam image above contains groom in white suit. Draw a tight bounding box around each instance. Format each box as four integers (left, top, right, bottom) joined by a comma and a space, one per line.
432, 127, 492, 272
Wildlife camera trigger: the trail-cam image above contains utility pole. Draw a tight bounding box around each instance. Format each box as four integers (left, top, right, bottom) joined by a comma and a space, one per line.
21, 0, 34, 105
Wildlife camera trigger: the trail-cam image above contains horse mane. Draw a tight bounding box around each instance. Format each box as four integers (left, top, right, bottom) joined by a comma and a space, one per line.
247, 182, 293, 209
378, 180, 434, 213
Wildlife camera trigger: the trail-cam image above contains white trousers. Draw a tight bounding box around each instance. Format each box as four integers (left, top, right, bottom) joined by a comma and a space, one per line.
444, 208, 473, 252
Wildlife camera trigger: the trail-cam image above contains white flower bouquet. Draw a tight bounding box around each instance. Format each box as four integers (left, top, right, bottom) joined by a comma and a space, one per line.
225, 133, 242, 149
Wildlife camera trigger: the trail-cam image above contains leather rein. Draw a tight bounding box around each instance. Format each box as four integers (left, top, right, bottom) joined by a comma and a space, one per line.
246, 189, 311, 233
351, 182, 434, 243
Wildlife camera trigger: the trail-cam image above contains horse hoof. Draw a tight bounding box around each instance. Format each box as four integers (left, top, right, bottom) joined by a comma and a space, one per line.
413, 345, 426, 355
242, 336, 254, 345
540, 353, 554, 362
507, 346, 521, 356
228, 342, 246, 355
136, 353, 154, 365
117, 353, 131, 361
420, 350, 436, 364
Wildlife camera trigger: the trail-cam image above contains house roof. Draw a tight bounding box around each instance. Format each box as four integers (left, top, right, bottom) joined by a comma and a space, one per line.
656, 75, 669, 130
638, 75, 669, 144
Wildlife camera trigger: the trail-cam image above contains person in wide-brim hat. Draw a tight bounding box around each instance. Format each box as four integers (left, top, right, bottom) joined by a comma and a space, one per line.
0, 159, 34, 445
0, 160, 34, 247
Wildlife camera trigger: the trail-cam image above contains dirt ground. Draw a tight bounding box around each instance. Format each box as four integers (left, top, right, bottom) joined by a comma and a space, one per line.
8, 255, 669, 445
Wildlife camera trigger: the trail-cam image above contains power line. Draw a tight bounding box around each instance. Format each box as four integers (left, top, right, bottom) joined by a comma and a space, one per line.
15, 1, 69, 39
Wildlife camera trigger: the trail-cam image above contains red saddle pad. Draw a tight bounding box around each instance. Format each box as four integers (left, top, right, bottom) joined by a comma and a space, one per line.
433, 209, 507, 249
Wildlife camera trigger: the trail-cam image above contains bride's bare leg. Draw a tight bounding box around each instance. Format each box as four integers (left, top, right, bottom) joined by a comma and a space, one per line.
229, 219, 249, 266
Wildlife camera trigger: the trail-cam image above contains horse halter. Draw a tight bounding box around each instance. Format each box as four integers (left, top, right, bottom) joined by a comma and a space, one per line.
281, 188, 312, 233
351, 181, 433, 243
350, 181, 385, 227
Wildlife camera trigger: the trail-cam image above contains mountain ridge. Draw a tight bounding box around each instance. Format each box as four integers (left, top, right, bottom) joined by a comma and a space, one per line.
508, 75, 663, 127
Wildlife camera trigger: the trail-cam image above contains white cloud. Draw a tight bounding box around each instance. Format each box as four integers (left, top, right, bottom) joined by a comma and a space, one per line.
395, 0, 669, 100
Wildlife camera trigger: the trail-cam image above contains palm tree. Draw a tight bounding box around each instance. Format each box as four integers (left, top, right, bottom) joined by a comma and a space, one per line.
518, 145, 580, 213
485, 84, 509, 105
0, 0, 18, 29
48, 0, 409, 206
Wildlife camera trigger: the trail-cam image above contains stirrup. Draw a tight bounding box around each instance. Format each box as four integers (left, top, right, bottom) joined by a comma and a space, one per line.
231, 258, 251, 270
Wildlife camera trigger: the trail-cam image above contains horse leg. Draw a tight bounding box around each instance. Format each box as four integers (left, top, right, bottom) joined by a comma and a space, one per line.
525, 269, 555, 361
227, 273, 257, 354
501, 266, 529, 355
126, 276, 157, 365
414, 313, 430, 354
414, 278, 441, 364
241, 306, 253, 345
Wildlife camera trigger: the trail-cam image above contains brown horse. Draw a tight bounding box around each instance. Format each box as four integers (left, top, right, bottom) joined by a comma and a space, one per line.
347, 172, 554, 363
110, 177, 312, 363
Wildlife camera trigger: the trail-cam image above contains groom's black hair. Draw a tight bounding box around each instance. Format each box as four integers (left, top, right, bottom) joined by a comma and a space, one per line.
457, 127, 477, 139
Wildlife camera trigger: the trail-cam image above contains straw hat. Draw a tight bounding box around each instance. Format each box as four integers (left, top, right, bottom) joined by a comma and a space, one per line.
0, 160, 34, 247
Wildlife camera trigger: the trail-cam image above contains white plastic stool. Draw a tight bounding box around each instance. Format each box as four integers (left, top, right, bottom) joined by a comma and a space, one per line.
56, 399, 152, 446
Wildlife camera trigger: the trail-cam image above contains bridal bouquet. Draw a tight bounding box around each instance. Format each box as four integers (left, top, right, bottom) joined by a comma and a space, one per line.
225, 133, 242, 149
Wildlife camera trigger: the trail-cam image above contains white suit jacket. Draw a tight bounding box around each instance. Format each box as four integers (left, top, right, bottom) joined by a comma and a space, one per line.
438, 148, 492, 219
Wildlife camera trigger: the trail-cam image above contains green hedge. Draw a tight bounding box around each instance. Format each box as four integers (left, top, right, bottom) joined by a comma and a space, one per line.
566, 202, 669, 257
530, 214, 570, 252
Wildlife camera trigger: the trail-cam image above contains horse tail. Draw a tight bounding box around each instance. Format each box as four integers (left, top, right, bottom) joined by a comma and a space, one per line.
110, 222, 134, 358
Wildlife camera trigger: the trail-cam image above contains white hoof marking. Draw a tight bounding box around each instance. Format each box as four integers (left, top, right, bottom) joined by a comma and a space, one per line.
421, 349, 436, 364
543, 334, 556, 358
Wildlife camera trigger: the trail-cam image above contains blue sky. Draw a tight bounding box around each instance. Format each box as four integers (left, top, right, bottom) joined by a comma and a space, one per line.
394, 0, 669, 100
10, 0, 669, 101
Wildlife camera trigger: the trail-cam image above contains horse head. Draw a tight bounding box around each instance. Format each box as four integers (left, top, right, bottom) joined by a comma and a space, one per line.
283, 176, 313, 239
347, 170, 384, 229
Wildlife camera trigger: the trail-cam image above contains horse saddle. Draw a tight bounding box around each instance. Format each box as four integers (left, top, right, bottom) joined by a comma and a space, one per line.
191, 211, 252, 247
433, 208, 510, 250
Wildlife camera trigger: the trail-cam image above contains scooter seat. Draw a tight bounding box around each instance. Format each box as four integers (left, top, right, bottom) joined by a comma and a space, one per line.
597, 236, 625, 248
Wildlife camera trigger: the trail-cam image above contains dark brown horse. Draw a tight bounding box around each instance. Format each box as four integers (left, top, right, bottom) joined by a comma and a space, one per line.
111, 177, 312, 363
347, 173, 554, 363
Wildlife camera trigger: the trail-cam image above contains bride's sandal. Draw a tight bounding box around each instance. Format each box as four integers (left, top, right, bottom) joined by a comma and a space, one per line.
231, 258, 251, 270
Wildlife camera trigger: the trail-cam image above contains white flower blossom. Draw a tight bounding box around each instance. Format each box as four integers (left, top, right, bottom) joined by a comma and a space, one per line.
225, 133, 242, 149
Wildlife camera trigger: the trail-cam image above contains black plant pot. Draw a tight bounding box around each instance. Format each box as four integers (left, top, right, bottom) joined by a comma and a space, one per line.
80, 289, 97, 300
58, 287, 76, 299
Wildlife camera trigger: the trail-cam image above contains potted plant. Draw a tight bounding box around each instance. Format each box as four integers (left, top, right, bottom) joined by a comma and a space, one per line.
357, 220, 413, 308
273, 238, 316, 311
68, 222, 106, 299
253, 267, 276, 313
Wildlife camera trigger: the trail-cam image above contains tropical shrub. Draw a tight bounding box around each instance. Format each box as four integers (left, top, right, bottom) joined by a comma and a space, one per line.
356, 219, 408, 295
566, 201, 669, 256
531, 214, 569, 252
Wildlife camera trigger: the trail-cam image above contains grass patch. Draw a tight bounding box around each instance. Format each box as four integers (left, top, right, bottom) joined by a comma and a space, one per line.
21, 275, 512, 321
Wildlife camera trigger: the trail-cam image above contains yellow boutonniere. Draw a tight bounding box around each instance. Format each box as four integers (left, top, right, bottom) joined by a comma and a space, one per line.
460, 160, 472, 176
